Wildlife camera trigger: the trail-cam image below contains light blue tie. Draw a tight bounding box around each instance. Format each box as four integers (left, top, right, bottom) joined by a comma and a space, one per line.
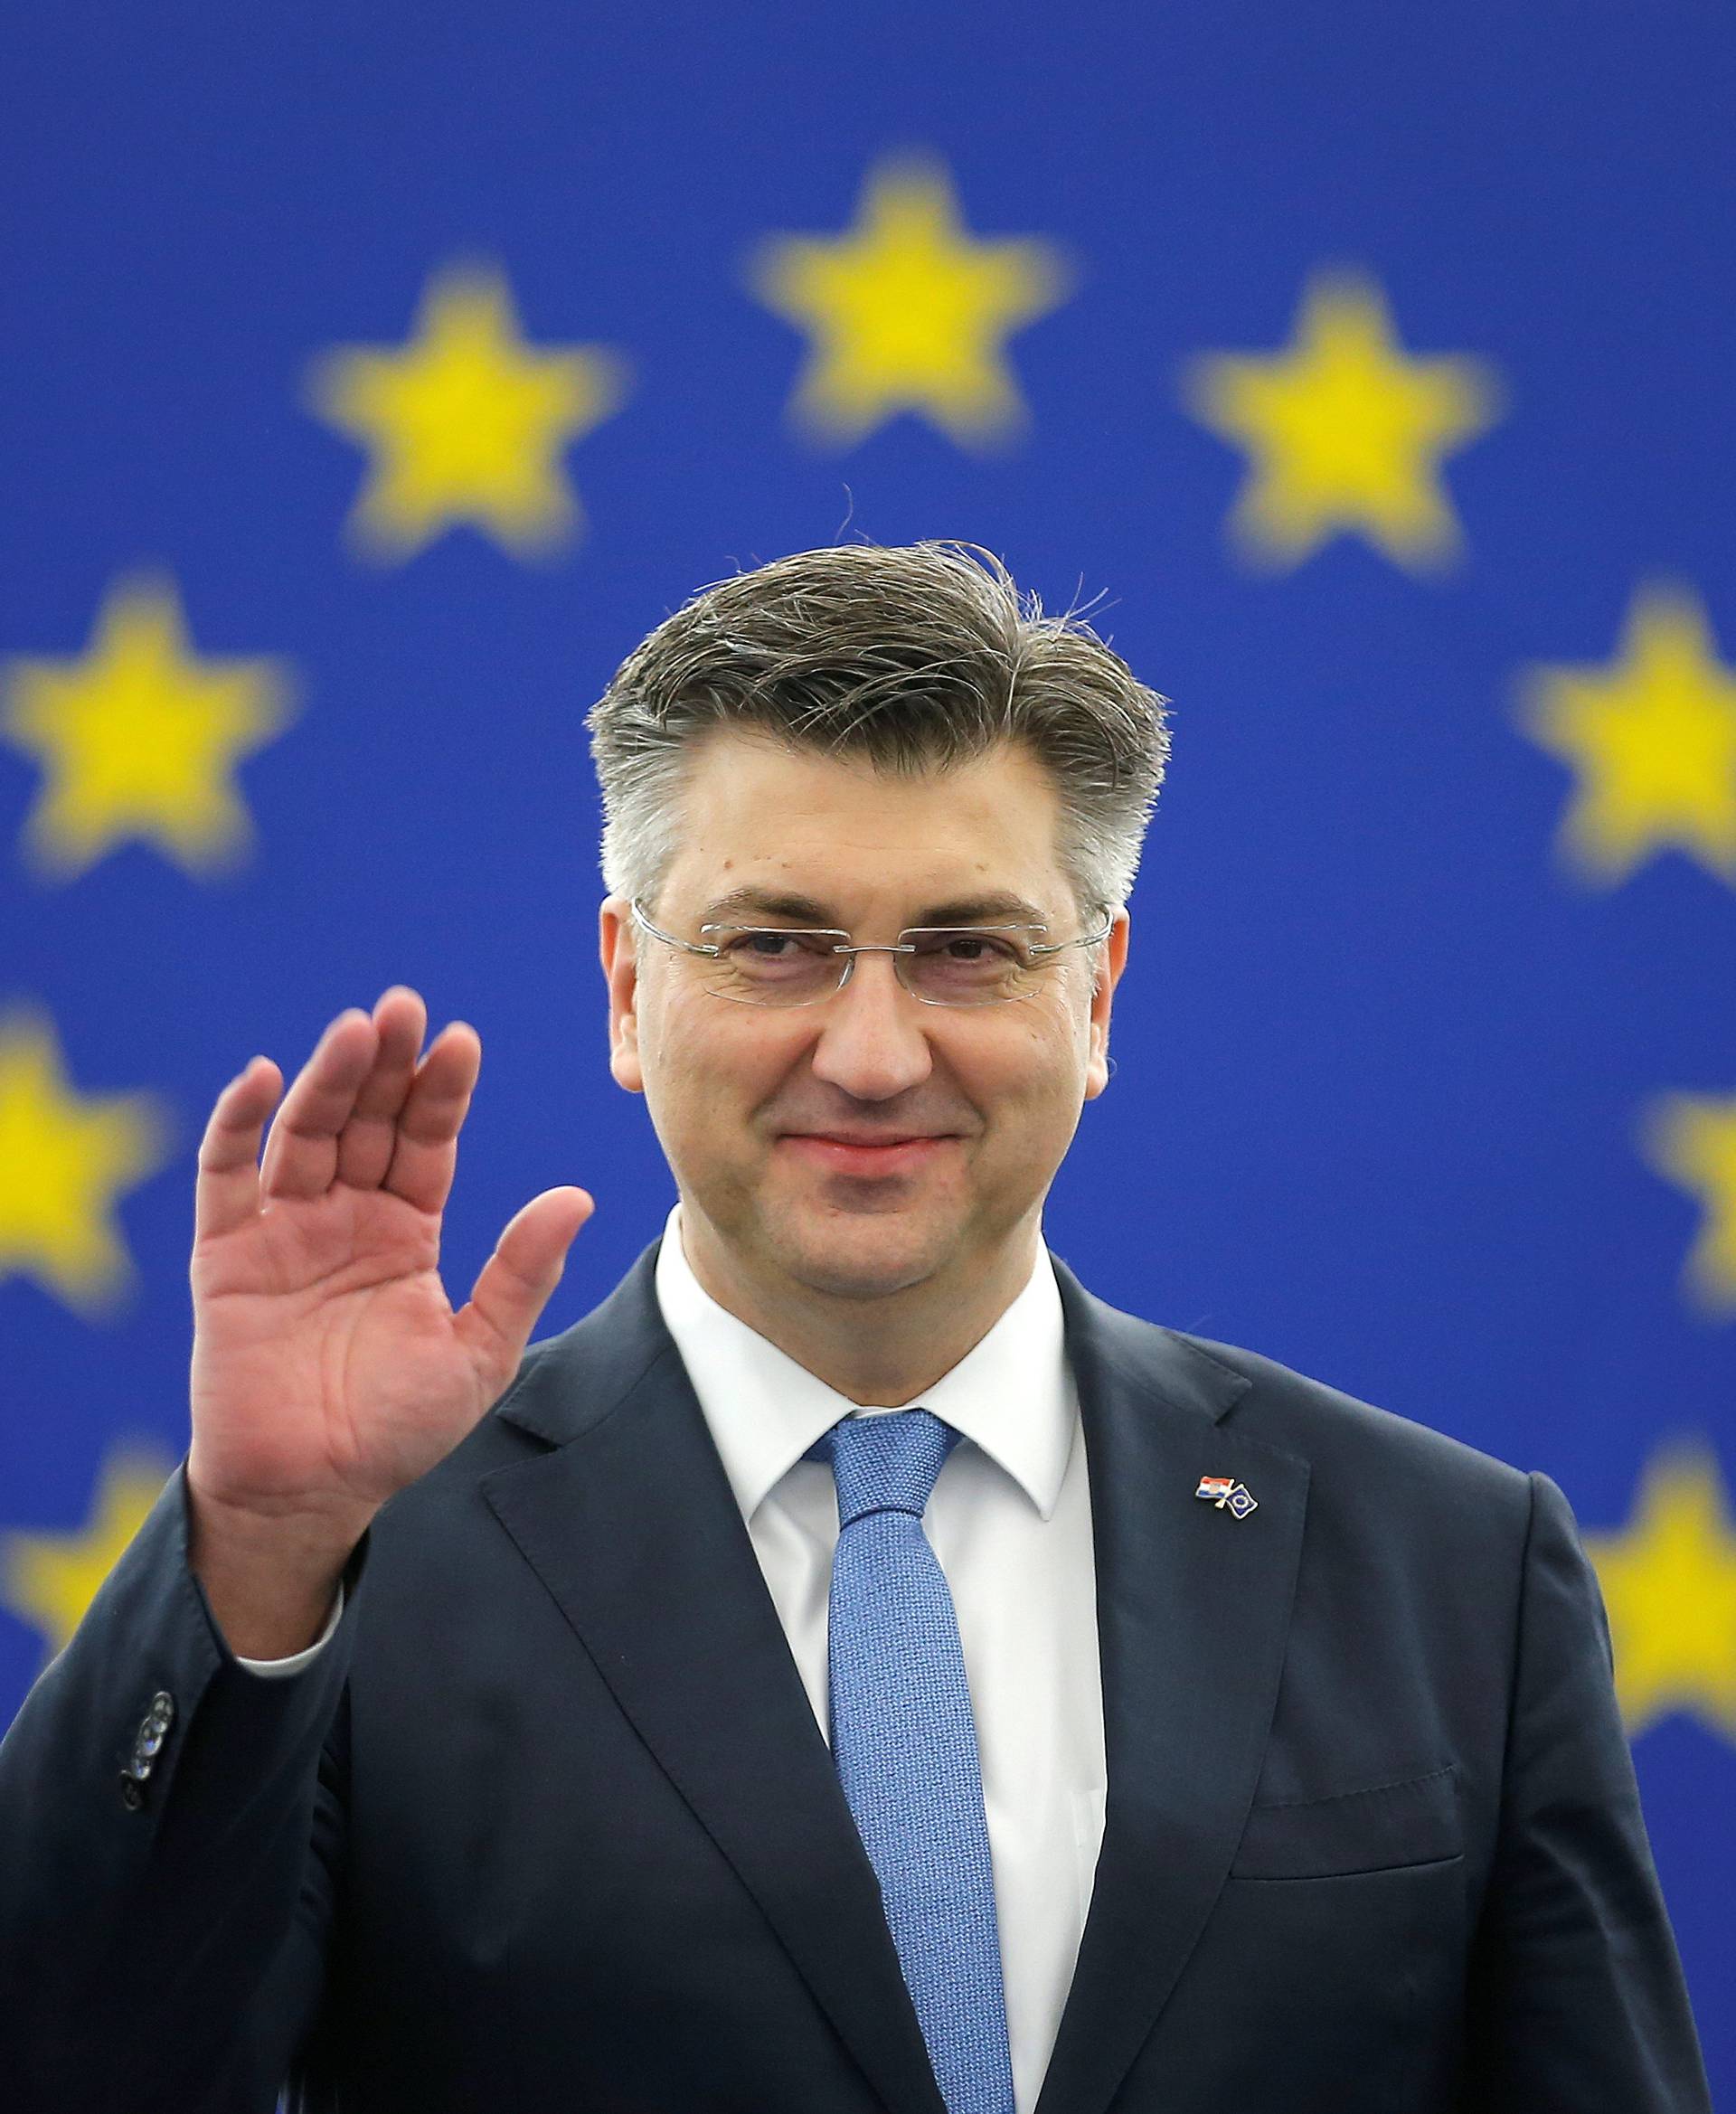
806, 1409, 1017, 2114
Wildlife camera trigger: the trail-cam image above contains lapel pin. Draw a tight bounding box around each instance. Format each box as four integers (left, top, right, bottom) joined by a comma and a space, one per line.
1196, 1475, 1259, 1519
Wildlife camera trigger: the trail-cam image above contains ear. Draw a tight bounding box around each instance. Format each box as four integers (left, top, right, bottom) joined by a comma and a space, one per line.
599, 895, 645, 1094
1082, 907, 1130, 1101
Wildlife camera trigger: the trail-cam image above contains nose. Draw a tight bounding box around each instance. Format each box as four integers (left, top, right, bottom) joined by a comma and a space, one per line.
806, 947, 936, 1101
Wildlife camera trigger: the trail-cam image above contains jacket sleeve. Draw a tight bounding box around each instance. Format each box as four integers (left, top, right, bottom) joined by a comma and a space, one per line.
1459, 1469, 1712, 2111
0, 1454, 372, 2113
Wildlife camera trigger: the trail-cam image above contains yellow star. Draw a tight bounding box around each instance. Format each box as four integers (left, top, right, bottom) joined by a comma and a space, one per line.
1584, 1440, 1736, 1743
0, 1006, 171, 1317
1640, 1089, 1736, 1317
2, 576, 293, 882
1182, 269, 1502, 571
2, 1442, 176, 1665
747, 153, 1072, 449
307, 260, 630, 560
1514, 584, 1736, 889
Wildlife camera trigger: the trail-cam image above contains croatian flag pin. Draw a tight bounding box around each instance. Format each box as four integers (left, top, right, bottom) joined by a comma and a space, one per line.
1196, 1475, 1259, 1518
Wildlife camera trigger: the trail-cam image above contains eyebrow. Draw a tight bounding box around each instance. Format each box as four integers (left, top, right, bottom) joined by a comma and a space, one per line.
697, 884, 1054, 929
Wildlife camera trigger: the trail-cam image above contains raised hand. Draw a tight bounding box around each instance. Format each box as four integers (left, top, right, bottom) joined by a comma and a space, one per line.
185, 988, 592, 1642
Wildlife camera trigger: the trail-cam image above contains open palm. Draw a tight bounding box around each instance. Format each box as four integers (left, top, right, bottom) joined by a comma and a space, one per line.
187, 986, 593, 1538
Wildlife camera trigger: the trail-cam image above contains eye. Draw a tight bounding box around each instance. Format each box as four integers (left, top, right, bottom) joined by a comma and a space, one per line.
910, 930, 1024, 964
727, 930, 829, 958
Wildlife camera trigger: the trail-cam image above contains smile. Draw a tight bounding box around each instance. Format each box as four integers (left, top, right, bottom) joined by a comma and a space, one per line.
780, 1136, 955, 1175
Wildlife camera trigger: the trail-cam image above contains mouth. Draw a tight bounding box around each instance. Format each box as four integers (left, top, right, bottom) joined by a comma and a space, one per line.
779, 1134, 957, 1176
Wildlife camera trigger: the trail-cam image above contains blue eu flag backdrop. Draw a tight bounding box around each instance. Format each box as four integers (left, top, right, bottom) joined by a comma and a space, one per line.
2, 2, 1731, 2092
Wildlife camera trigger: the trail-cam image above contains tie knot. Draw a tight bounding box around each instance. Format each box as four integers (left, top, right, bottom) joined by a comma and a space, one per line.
806, 1408, 961, 1526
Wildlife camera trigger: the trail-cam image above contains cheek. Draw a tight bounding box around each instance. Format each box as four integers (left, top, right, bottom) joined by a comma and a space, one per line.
1009, 995, 1084, 1073
652, 1005, 797, 1116
969, 1028, 1081, 1122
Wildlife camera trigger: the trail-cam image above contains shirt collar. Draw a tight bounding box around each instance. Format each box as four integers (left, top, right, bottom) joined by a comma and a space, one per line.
653, 1199, 1075, 1524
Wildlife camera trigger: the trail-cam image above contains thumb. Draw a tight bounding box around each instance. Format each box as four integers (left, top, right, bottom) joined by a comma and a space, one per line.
456, 1186, 595, 1373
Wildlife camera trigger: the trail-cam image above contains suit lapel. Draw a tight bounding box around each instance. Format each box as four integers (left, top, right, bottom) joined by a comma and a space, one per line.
482, 1241, 946, 2114
481, 1237, 1307, 2114
1034, 1256, 1309, 2114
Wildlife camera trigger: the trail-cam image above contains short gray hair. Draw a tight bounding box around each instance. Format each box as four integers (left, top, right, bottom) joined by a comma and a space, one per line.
586, 540, 1170, 945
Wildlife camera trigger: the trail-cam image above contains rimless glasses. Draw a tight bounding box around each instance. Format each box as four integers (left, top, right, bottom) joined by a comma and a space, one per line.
629, 898, 1115, 1009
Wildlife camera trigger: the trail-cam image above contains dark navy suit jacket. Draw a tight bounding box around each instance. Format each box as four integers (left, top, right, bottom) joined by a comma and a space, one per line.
0, 1235, 1712, 2111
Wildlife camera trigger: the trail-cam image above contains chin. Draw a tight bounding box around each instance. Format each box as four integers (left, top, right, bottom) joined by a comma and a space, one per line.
772, 1212, 950, 1300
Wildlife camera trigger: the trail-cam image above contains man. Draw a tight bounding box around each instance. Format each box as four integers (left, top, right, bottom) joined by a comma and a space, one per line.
0, 541, 1711, 2111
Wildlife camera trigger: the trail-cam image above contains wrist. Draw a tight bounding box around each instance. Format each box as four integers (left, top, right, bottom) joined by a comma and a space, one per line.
184, 1459, 376, 1555
184, 1477, 369, 1659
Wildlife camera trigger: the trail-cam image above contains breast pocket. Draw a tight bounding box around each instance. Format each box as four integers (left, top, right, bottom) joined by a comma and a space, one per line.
1230, 1762, 1460, 1881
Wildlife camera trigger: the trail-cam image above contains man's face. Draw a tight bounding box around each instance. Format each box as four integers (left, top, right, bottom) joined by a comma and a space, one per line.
599, 729, 1128, 1307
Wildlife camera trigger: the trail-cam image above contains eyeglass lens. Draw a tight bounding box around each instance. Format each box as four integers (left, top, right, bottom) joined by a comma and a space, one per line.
702, 928, 1043, 1007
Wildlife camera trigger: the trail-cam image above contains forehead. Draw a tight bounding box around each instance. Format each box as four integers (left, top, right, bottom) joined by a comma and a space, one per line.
660, 730, 1068, 921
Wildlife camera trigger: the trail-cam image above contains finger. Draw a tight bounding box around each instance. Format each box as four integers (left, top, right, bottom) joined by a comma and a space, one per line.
259, 1008, 380, 1200
374, 1020, 482, 1216
193, 1056, 284, 1244
334, 986, 429, 1190
455, 1187, 595, 1373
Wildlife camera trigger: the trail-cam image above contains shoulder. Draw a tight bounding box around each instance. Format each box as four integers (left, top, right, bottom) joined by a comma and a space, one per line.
1164, 1326, 1539, 1539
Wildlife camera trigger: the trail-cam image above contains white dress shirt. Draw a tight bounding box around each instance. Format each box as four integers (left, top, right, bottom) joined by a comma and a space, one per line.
238, 1199, 1108, 2114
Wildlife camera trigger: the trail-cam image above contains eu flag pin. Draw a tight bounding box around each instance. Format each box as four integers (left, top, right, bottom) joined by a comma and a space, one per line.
1196, 1475, 1258, 1518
